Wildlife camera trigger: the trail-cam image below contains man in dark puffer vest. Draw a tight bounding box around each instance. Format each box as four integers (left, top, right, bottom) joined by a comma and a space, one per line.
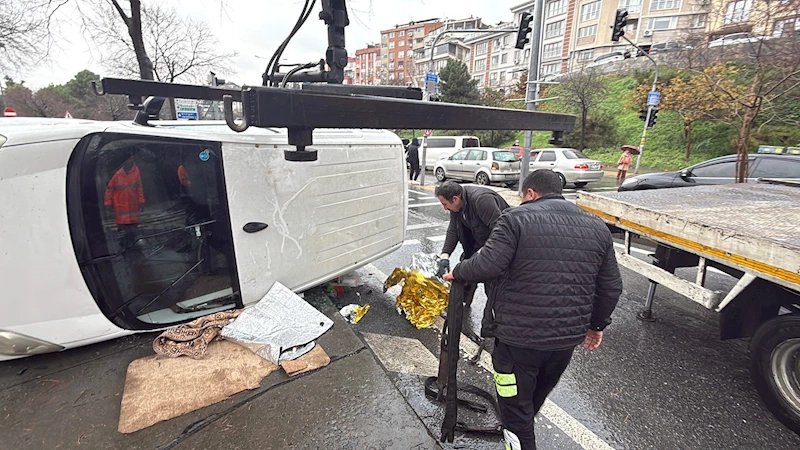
444, 170, 622, 450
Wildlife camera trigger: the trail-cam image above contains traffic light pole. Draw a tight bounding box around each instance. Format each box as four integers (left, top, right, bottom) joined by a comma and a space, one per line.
521, 0, 545, 186
619, 34, 658, 174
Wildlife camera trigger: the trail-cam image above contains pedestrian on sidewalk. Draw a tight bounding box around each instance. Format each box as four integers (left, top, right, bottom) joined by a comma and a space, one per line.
443, 170, 622, 450
407, 138, 421, 182
616, 147, 633, 188
434, 181, 509, 310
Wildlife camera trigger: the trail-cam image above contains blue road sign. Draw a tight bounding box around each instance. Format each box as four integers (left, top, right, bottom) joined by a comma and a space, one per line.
647, 91, 661, 107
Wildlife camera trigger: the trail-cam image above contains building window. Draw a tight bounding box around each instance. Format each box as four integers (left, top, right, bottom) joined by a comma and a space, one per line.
580, 1, 601, 21
398, 61, 404, 68
475, 59, 487, 71
475, 42, 487, 56
382, 33, 388, 39
543, 42, 562, 59
389, 52, 394, 60
578, 24, 598, 38
491, 55, 499, 68
503, 35, 510, 46
545, 20, 566, 38
473, 75, 483, 84
546, 0, 568, 17
619, 0, 642, 14
542, 63, 559, 75
500, 71, 506, 81
501, 53, 509, 64
493, 39, 501, 51
651, 0, 681, 10
691, 14, 707, 28
390, 62, 395, 69
399, 30, 405, 36
399, 40, 405, 47
774, 17, 800, 37
649, 16, 677, 30
577, 49, 594, 61
524, 48, 531, 62
389, 32, 395, 38
389, 72, 395, 80
724, 0, 752, 24
389, 41, 395, 49
398, 51, 404, 58
490, 72, 498, 85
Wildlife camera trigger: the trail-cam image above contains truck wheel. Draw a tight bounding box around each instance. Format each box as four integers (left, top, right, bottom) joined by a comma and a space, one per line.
435, 167, 446, 182
750, 314, 800, 435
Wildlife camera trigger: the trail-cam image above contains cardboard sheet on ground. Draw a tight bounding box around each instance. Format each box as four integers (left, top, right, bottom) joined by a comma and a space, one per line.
118, 340, 279, 434
221, 281, 334, 364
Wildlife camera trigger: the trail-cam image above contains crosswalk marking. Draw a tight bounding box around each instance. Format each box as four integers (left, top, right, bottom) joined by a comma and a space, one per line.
361, 264, 617, 450
402, 239, 421, 246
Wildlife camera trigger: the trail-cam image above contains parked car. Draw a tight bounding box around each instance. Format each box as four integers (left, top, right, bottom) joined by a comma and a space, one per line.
528, 148, 604, 188
421, 135, 480, 169
434, 147, 520, 186
505, 145, 525, 158
618, 153, 800, 191
708, 32, 770, 48
649, 40, 687, 55
589, 51, 625, 67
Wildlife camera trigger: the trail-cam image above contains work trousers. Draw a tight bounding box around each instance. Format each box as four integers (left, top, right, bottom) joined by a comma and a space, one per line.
492, 339, 575, 450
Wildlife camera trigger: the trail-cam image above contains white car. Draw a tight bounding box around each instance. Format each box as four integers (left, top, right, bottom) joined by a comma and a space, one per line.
708, 32, 770, 48
528, 148, 604, 187
419, 135, 480, 169
434, 147, 520, 186
0, 118, 407, 360
589, 51, 625, 67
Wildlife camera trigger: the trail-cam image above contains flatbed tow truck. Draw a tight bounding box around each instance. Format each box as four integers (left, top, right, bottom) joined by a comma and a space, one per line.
577, 181, 800, 435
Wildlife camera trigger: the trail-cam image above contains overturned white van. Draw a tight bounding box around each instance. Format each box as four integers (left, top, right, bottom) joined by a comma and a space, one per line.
0, 118, 407, 359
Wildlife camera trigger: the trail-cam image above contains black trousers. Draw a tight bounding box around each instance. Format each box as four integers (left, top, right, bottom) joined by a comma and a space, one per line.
492, 339, 575, 450
409, 162, 420, 180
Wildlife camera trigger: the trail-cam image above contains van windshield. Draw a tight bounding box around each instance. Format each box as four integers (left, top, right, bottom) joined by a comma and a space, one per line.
463, 138, 480, 148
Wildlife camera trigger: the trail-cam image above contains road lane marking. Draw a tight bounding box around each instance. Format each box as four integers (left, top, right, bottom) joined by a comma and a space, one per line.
361, 263, 617, 450
362, 332, 440, 377
408, 202, 443, 209
407, 222, 446, 231
403, 239, 421, 246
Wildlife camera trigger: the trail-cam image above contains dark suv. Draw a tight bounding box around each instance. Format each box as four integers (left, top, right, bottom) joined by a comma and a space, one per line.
618, 154, 800, 191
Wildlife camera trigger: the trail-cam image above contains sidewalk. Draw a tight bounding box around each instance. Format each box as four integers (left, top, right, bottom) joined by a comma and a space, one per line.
0, 291, 438, 450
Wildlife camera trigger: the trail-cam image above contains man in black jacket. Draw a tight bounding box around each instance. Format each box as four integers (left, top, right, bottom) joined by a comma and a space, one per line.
443, 170, 622, 450
407, 138, 421, 182
434, 181, 509, 309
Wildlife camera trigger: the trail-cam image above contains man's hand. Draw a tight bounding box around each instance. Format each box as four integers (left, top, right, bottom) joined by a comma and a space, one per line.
583, 330, 603, 351
442, 271, 455, 283
435, 258, 450, 278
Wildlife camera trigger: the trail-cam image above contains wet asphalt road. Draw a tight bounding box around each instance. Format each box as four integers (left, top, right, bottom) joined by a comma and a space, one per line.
350, 178, 800, 450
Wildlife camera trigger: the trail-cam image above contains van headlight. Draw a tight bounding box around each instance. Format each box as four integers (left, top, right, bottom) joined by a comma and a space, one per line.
0, 330, 64, 356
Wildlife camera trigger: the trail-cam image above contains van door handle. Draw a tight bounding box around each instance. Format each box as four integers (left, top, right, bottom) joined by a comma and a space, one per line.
243, 222, 269, 233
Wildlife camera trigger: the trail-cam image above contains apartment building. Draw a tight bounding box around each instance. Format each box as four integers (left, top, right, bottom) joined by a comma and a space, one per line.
354, 44, 381, 85
706, 0, 800, 39
380, 19, 442, 84
465, 23, 520, 92
344, 57, 356, 84
412, 17, 487, 87
568, 0, 710, 64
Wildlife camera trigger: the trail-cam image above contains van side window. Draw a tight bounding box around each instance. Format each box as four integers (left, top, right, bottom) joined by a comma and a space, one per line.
67, 133, 238, 329
427, 138, 456, 148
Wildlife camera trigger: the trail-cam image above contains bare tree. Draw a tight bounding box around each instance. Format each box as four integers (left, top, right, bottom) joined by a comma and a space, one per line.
680, 0, 800, 182
83, 1, 235, 83
0, 0, 52, 73
557, 65, 607, 151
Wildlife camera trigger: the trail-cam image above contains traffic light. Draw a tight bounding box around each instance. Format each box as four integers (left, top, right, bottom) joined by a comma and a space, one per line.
611, 9, 628, 42
515, 12, 533, 50
647, 108, 659, 128
639, 108, 648, 122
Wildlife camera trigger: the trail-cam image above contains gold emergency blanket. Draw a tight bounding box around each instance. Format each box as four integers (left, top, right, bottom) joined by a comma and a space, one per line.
384, 268, 449, 329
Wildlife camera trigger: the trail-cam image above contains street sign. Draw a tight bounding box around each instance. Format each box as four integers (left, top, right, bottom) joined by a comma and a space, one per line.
3, 108, 17, 117
424, 129, 433, 137
176, 105, 199, 120
424, 73, 438, 94
647, 91, 661, 107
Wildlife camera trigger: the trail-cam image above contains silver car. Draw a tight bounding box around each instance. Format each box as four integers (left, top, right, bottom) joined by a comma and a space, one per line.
529, 148, 604, 187
434, 148, 520, 186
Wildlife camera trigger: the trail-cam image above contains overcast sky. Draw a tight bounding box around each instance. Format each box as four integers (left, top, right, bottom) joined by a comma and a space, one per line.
20, 0, 518, 89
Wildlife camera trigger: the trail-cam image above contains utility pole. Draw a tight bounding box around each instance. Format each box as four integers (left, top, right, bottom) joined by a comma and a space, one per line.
520, 1, 545, 185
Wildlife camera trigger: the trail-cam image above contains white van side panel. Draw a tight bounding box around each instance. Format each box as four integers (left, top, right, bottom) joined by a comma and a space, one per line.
0, 139, 127, 351
222, 132, 406, 304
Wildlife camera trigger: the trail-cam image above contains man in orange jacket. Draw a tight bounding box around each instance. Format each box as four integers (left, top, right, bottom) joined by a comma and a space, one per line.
105, 157, 146, 249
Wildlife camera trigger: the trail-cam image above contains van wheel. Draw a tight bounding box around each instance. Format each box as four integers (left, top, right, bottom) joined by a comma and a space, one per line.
750, 314, 800, 435
574, 182, 588, 188
556, 172, 567, 188
476, 172, 490, 185
435, 167, 446, 182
